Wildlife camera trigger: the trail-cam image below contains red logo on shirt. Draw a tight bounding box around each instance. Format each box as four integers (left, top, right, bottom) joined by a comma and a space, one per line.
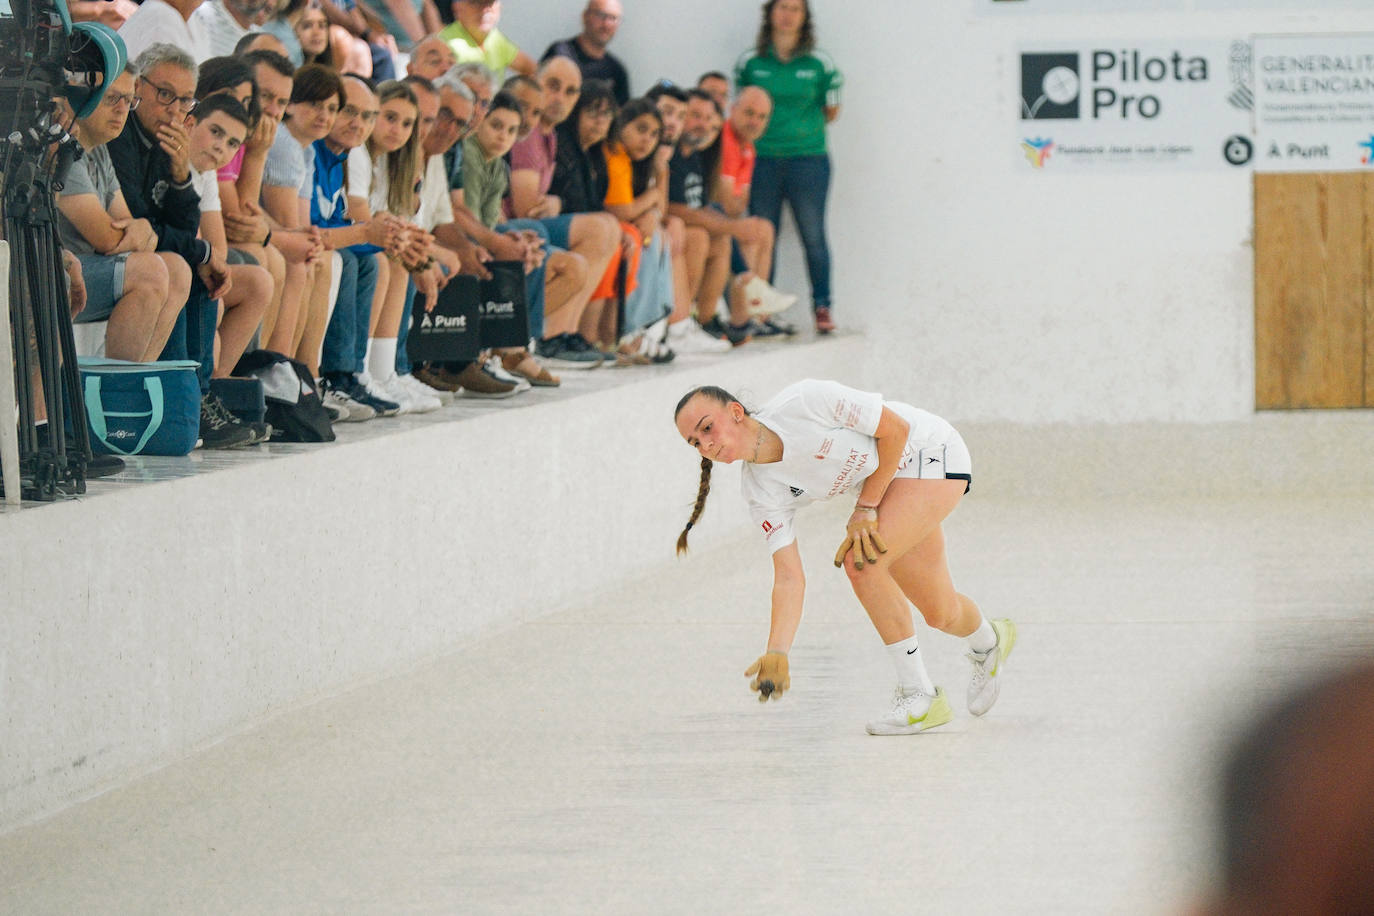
814, 438, 833, 460
761, 520, 777, 536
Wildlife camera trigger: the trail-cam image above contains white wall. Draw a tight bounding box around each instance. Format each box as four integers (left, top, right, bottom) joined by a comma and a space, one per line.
500, 0, 1374, 422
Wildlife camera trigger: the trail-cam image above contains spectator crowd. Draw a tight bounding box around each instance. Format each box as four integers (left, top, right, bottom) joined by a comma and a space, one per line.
55, 0, 842, 448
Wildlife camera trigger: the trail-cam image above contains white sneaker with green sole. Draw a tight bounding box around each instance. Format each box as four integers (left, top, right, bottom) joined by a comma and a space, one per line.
967, 618, 1018, 717
866, 686, 954, 736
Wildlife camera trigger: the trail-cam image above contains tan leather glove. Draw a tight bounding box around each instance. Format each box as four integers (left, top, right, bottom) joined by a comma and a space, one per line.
745, 651, 790, 702
833, 509, 888, 570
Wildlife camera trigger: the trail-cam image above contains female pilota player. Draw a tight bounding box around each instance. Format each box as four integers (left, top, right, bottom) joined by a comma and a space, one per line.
673, 379, 1016, 734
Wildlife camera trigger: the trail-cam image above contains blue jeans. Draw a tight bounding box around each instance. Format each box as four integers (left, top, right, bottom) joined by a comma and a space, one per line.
496, 219, 551, 342
159, 286, 215, 394
748, 154, 832, 311
321, 248, 379, 376
396, 278, 416, 376
624, 232, 671, 334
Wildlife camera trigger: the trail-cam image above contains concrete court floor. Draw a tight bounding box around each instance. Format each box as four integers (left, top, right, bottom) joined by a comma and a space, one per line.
1, 489, 1371, 915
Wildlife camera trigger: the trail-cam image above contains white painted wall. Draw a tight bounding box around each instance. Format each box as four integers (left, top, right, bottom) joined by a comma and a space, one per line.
500, 0, 1374, 422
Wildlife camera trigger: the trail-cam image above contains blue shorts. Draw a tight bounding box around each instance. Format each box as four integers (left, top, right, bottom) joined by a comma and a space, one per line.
73, 252, 130, 323
539, 214, 575, 251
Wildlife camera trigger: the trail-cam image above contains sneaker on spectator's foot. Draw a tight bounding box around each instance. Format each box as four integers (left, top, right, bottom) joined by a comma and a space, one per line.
380, 373, 441, 413
741, 275, 798, 317
534, 333, 604, 369
245, 420, 273, 444
499, 350, 560, 387
414, 365, 463, 394
761, 316, 797, 337
744, 317, 790, 341
399, 372, 452, 404
485, 355, 532, 392
702, 316, 752, 347
198, 392, 256, 449
455, 361, 519, 398
814, 307, 836, 335
967, 618, 1017, 717
320, 376, 376, 422
666, 318, 732, 354
865, 686, 953, 736
354, 374, 402, 416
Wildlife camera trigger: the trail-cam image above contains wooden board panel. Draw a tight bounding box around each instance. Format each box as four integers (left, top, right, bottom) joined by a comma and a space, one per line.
1254, 173, 1367, 409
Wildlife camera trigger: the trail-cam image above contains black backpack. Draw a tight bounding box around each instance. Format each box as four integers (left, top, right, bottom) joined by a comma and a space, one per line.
233, 350, 335, 443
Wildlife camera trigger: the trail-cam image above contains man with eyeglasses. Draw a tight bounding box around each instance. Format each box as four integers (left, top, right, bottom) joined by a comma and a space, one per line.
56, 64, 191, 365
406, 35, 458, 83
108, 43, 257, 448
540, 0, 629, 105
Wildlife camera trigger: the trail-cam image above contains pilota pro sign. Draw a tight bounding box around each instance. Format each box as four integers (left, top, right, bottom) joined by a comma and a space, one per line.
1018, 39, 1253, 170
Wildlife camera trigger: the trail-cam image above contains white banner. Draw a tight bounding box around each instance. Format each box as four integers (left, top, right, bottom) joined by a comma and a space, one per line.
1016, 40, 1255, 171
1252, 34, 1374, 173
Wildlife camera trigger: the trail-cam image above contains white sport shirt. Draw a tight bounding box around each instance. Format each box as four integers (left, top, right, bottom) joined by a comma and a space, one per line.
741, 379, 961, 554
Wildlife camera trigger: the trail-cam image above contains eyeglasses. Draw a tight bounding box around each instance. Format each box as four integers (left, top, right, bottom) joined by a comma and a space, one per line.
341, 104, 378, 124
435, 107, 472, 129
102, 90, 140, 111
139, 76, 197, 113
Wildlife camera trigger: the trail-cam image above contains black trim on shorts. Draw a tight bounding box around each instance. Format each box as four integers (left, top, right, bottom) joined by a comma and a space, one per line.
948, 473, 971, 494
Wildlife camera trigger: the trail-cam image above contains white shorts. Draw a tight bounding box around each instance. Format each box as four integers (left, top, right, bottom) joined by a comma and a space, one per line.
890, 405, 973, 493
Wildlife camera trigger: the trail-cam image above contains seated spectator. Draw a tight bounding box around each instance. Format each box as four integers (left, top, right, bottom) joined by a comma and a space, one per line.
662, 84, 786, 346
439, 0, 535, 78
272, 64, 347, 379
217, 50, 304, 356
56, 64, 189, 364
696, 70, 731, 112
191, 0, 276, 61
294, 3, 345, 69
184, 93, 275, 382
110, 43, 256, 448
506, 57, 620, 369
118, 0, 205, 64
343, 80, 437, 412
540, 0, 629, 105
310, 75, 405, 420
407, 35, 458, 82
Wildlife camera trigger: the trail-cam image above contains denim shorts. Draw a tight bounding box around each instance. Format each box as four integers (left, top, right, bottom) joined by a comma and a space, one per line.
73, 252, 130, 323
540, 214, 575, 251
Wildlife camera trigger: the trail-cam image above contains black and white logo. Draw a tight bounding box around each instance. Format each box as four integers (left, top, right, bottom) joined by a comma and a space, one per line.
1021, 53, 1080, 120
788, 486, 805, 498
1223, 134, 1253, 166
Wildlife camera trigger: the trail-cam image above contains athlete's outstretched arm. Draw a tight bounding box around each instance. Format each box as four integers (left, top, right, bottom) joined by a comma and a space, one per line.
768, 541, 806, 653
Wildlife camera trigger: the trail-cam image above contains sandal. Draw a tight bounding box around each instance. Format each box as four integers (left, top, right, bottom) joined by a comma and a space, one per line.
501, 350, 561, 387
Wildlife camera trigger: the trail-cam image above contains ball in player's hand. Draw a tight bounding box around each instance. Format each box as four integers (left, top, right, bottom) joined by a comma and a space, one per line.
758, 679, 775, 699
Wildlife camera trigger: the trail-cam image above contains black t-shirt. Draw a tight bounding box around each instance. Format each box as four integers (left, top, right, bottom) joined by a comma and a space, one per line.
668, 147, 705, 209
550, 122, 598, 214
541, 38, 631, 105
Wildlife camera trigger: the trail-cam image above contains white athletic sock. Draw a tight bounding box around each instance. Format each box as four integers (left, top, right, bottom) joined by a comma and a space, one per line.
968, 617, 998, 654
885, 635, 936, 696
368, 338, 397, 383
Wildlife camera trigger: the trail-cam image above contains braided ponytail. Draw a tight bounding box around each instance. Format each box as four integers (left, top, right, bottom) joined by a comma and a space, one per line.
676, 456, 713, 555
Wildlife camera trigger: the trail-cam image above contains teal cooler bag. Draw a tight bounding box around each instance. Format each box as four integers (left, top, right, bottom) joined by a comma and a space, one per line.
78, 357, 201, 456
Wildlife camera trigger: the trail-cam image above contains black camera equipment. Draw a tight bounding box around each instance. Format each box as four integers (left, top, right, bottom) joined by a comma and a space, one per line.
0, 0, 124, 501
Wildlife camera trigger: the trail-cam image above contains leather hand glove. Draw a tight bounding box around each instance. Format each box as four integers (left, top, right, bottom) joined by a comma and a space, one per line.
833, 509, 888, 570
745, 651, 790, 702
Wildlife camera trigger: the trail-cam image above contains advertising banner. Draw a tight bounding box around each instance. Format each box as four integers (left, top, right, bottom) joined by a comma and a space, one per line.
1016, 40, 1255, 171
1252, 33, 1374, 173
